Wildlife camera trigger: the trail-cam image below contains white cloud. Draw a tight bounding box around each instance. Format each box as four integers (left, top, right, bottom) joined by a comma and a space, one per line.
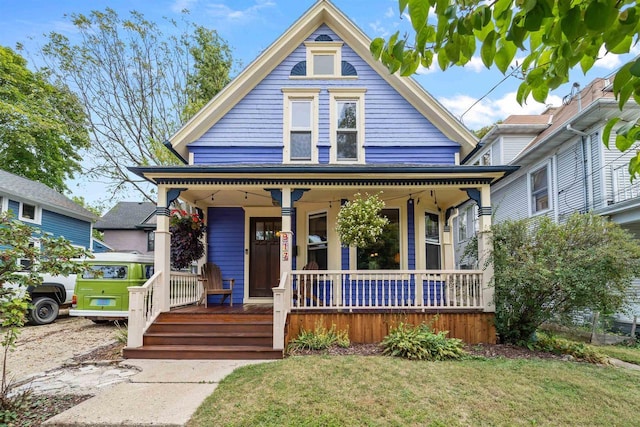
463, 56, 485, 73
369, 20, 389, 37
438, 91, 562, 130
385, 7, 395, 18
171, 0, 198, 13
206, 0, 276, 22
594, 45, 623, 70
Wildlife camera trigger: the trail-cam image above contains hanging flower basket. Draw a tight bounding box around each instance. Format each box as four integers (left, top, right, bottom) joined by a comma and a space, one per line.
336, 193, 389, 248
170, 209, 206, 270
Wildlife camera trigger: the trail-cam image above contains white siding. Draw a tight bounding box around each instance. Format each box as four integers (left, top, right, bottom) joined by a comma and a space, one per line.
503, 135, 536, 164
493, 175, 528, 222
556, 141, 586, 221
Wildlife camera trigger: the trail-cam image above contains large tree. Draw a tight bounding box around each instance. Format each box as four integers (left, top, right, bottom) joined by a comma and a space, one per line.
0, 46, 89, 193
40, 9, 235, 201
372, 0, 640, 177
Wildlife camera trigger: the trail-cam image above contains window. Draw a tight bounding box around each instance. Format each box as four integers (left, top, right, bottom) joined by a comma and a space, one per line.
282, 88, 319, 163
530, 164, 550, 214
357, 209, 400, 270
458, 209, 467, 241
147, 231, 155, 252
307, 212, 327, 269
18, 239, 39, 271
329, 88, 366, 163
425, 212, 441, 270
473, 204, 479, 235
83, 265, 128, 279
481, 152, 491, 165
19, 202, 40, 223
305, 42, 343, 77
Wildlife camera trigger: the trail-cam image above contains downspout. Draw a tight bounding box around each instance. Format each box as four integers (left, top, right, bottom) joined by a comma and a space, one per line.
566, 125, 590, 212
448, 208, 460, 268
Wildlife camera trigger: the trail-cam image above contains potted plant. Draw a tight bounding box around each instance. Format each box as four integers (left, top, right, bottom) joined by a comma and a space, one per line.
169, 209, 206, 270
336, 193, 389, 248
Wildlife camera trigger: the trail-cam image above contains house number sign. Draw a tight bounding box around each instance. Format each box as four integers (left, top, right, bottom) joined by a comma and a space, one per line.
281, 232, 289, 261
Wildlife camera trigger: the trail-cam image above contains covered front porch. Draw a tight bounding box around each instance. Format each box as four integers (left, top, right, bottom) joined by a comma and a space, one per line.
125, 165, 515, 358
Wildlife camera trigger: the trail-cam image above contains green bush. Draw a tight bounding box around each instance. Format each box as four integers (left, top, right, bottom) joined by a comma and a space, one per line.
531, 333, 609, 364
381, 322, 466, 361
288, 322, 350, 352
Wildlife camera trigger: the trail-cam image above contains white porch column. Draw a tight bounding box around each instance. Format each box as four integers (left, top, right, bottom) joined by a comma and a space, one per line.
279, 187, 293, 275
477, 184, 494, 312
155, 185, 171, 313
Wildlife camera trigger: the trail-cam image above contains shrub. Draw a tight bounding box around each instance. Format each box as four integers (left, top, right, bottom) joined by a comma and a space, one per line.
531, 332, 609, 364
381, 322, 466, 361
288, 321, 350, 352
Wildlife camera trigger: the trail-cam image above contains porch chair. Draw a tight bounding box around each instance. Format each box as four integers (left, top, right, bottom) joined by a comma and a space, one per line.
295, 261, 322, 307
200, 262, 235, 307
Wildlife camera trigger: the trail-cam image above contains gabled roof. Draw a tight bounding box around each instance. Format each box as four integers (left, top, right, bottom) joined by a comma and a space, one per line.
0, 169, 96, 221
95, 202, 156, 230
169, 0, 477, 159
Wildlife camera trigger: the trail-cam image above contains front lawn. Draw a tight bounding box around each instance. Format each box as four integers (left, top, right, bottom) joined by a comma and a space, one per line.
595, 344, 640, 365
187, 356, 640, 426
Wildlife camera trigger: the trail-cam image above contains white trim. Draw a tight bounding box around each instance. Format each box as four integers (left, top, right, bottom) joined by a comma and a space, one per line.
349, 205, 404, 270
423, 209, 443, 270
329, 88, 366, 164
0, 196, 7, 213
305, 209, 329, 268
305, 41, 343, 77
282, 88, 320, 164
18, 238, 40, 271
69, 309, 129, 319
18, 201, 42, 224
528, 160, 553, 217
243, 207, 280, 303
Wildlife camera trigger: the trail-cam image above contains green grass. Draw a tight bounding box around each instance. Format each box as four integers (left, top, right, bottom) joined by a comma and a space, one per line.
594, 343, 640, 365
187, 356, 640, 426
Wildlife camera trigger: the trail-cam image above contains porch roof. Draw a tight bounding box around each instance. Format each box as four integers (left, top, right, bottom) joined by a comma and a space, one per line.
130, 164, 519, 187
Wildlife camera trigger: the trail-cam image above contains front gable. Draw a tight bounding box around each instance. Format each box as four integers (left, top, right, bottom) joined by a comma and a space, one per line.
172, 1, 476, 164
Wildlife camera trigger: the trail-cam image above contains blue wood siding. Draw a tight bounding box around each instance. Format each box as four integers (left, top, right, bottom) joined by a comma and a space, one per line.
189, 25, 459, 165
407, 199, 415, 270
41, 210, 92, 248
93, 240, 110, 253
207, 207, 245, 305
8, 200, 19, 215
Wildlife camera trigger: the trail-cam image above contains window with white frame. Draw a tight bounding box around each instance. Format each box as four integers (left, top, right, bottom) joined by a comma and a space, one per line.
282, 89, 319, 163
305, 42, 342, 77
147, 231, 155, 252
530, 164, 550, 214
18, 239, 40, 271
329, 88, 365, 163
458, 209, 467, 241
425, 212, 441, 269
307, 212, 327, 269
19, 201, 41, 224
473, 204, 479, 235
0, 196, 5, 213
357, 209, 400, 270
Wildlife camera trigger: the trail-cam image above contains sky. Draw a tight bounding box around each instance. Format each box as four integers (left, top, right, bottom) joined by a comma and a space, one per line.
0, 0, 636, 207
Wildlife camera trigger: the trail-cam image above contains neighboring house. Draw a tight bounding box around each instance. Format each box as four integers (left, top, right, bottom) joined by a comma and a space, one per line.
94, 202, 157, 255
125, 0, 517, 358
0, 169, 96, 252
457, 77, 640, 331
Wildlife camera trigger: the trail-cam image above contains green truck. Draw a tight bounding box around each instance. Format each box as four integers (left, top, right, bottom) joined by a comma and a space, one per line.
70, 252, 154, 321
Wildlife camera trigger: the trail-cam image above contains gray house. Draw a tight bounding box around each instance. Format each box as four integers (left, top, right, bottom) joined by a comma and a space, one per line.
457, 77, 640, 330
94, 202, 156, 255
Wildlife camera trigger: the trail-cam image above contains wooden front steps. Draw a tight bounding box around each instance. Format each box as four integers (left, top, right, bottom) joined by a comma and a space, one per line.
123, 307, 282, 360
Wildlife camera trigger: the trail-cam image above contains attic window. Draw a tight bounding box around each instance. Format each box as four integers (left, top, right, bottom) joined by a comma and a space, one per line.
304, 41, 343, 77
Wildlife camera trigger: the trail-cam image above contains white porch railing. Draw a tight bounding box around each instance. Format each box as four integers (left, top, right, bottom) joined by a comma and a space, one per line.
128, 271, 202, 348
612, 164, 640, 203
273, 269, 484, 350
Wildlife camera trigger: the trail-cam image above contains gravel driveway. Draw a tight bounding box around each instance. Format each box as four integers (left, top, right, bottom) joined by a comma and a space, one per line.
6, 311, 120, 383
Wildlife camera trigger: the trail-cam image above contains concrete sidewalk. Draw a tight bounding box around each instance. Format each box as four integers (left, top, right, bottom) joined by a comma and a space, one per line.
44, 359, 274, 426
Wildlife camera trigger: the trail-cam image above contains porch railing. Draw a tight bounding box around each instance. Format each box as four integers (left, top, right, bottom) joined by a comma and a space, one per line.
273, 269, 484, 350
612, 164, 640, 203
128, 271, 202, 348
289, 270, 484, 310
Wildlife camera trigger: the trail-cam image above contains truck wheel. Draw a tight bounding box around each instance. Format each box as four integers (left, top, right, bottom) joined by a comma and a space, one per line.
28, 297, 59, 325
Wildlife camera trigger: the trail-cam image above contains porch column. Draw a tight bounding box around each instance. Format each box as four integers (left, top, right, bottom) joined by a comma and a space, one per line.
280, 187, 293, 276
477, 185, 493, 312
155, 186, 171, 313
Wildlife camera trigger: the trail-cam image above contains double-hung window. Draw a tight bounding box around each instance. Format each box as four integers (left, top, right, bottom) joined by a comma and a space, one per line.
425, 212, 441, 269
282, 89, 319, 163
530, 164, 550, 214
329, 88, 365, 163
307, 212, 328, 269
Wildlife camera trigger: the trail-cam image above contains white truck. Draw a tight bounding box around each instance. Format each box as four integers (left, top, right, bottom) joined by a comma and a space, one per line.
11, 274, 77, 325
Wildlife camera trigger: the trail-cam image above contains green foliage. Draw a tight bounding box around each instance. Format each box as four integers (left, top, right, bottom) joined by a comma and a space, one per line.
336, 193, 389, 248
0, 211, 91, 415
114, 320, 128, 344
381, 322, 466, 361
373, 1, 640, 179
40, 9, 235, 201
531, 332, 609, 364
0, 46, 89, 193
490, 213, 640, 344
287, 321, 350, 352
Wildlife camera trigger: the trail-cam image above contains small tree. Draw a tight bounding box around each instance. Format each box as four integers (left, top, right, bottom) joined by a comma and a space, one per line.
0, 211, 90, 416
487, 213, 640, 344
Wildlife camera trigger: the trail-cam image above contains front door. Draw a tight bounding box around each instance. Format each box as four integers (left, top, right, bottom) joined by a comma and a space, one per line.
249, 217, 281, 297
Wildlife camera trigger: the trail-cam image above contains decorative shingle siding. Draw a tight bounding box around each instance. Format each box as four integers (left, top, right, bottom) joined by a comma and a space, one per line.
41, 210, 92, 248
208, 207, 245, 305
189, 25, 459, 165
